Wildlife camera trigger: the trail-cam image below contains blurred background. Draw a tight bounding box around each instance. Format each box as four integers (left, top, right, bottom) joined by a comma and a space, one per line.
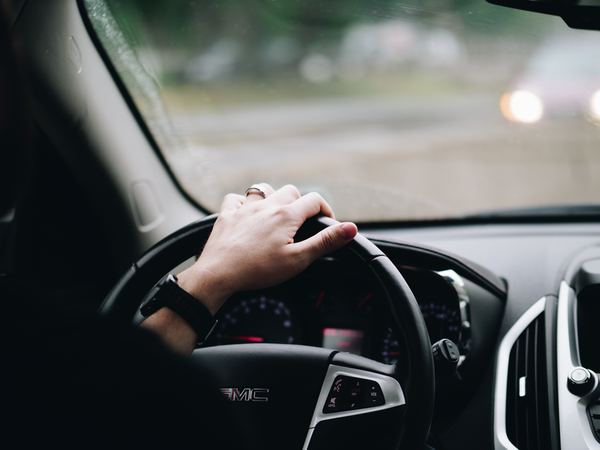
85, 0, 600, 221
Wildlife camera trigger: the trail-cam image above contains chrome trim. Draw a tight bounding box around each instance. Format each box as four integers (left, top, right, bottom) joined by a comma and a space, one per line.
302, 364, 405, 450
303, 428, 315, 449
494, 297, 546, 450
556, 281, 600, 450
518, 376, 526, 398
436, 269, 471, 366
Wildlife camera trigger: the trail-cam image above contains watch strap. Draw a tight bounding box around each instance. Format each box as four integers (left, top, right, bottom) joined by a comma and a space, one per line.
140, 274, 218, 343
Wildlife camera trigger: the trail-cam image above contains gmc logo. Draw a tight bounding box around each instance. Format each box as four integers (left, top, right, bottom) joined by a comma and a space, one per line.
220, 387, 270, 402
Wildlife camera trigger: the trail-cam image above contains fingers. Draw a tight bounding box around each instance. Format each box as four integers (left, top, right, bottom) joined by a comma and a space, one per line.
289, 191, 336, 221
220, 193, 245, 212
267, 184, 302, 205
290, 222, 358, 261
244, 182, 275, 203
236, 183, 336, 225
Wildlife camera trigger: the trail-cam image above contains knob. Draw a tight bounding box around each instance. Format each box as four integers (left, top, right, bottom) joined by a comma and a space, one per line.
568, 367, 597, 396
432, 338, 460, 377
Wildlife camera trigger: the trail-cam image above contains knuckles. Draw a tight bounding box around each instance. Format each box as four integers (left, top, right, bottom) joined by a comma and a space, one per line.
305, 191, 325, 205
306, 191, 322, 200
282, 184, 302, 200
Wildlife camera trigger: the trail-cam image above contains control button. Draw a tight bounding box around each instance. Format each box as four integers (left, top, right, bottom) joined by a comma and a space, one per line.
432, 339, 460, 378
323, 375, 385, 414
568, 367, 596, 397
366, 380, 385, 407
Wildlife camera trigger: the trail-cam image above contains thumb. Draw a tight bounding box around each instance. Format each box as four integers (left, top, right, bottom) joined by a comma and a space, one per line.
293, 222, 358, 261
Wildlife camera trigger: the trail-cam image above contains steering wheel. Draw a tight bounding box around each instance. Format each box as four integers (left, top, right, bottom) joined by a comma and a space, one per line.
100, 215, 434, 450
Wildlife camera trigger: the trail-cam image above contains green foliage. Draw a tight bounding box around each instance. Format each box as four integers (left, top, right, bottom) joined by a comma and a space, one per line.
103, 0, 550, 53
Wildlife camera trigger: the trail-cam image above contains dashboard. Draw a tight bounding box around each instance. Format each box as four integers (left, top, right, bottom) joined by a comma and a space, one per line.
366, 223, 600, 450
199, 223, 600, 450
201, 239, 508, 428
205, 264, 471, 367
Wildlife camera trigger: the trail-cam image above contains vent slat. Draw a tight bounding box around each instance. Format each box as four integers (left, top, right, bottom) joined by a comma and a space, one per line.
506, 315, 551, 450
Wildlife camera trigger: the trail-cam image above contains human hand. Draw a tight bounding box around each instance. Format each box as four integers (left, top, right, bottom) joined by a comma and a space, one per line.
178, 183, 358, 315
143, 183, 357, 354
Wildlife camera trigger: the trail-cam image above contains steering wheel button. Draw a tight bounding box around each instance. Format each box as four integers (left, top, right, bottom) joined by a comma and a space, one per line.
325, 396, 339, 412
332, 378, 343, 393
366, 381, 385, 407
323, 375, 386, 413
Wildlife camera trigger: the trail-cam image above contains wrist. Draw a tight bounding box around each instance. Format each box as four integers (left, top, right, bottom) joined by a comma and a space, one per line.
141, 307, 198, 354
176, 263, 231, 315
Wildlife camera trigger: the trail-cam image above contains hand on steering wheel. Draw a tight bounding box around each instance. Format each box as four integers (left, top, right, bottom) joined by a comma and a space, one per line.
142, 183, 357, 353
102, 185, 434, 450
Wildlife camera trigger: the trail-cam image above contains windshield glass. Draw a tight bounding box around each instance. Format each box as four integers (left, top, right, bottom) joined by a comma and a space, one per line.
85, 0, 600, 222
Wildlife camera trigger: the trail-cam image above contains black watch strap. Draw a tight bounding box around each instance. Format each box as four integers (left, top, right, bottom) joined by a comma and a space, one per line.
140, 274, 218, 343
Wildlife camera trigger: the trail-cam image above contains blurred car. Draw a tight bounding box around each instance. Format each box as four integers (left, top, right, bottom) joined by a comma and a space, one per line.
501, 33, 600, 123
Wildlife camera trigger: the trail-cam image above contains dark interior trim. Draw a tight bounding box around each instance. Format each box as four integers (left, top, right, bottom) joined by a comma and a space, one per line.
371, 238, 508, 301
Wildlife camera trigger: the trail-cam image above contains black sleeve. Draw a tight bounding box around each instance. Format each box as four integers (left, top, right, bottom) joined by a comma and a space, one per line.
4, 282, 246, 450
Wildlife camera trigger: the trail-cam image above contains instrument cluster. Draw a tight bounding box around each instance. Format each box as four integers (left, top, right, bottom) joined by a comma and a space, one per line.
203, 261, 472, 367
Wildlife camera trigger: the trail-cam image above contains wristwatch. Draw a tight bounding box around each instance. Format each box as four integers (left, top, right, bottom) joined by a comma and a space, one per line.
140, 274, 218, 343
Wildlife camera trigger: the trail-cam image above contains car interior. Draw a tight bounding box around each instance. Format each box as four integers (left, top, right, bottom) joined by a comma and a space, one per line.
3, 0, 600, 449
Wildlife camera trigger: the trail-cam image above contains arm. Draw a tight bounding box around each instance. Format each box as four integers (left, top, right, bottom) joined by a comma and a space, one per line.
142, 183, 357, 354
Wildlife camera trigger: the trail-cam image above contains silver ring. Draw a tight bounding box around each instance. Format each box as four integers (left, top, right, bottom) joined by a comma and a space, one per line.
245, 185, 267, 199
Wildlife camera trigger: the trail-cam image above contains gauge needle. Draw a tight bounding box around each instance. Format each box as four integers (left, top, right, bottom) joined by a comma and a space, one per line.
227, 335, 265, 343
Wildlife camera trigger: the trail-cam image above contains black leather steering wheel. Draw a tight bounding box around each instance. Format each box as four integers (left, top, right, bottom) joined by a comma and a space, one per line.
100, 215, 434, 450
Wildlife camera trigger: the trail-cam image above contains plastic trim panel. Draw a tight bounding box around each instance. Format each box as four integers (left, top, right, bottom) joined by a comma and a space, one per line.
494, 297, 546, 450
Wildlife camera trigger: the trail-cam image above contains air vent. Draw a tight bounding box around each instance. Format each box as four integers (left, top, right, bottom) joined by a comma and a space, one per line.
505, 314, 551, 450
587, 397, 600, 442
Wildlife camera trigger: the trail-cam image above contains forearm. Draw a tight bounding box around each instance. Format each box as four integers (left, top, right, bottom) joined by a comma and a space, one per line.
141, 307, 198, 354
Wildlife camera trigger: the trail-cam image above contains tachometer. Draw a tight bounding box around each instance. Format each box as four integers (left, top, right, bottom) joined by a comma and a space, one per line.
419, 301, 461, 344
214, 294, 297, 345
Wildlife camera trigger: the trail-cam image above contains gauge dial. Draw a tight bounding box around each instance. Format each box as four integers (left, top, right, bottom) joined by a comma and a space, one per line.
214, 294, 296, 345
377, 301, 462, 365
419, 301, 461, 344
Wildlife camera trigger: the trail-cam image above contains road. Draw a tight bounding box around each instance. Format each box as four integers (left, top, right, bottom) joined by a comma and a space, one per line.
164, 93, 600, 221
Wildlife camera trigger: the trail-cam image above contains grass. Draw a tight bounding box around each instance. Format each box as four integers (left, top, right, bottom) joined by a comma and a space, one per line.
159, 72, 489, 112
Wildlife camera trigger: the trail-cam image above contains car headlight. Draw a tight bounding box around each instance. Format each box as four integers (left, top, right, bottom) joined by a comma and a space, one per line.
500, 90, 544, 124
590, 90, 600, 121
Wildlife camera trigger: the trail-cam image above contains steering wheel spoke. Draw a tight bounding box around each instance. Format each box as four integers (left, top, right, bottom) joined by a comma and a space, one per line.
303, 357, 406, 450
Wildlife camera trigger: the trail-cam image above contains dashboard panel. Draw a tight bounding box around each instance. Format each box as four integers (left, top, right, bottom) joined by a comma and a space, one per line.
195, 234, 522, 448
205, 266, 469, 367
202, 244, 506, 413
365, 223, 600, 450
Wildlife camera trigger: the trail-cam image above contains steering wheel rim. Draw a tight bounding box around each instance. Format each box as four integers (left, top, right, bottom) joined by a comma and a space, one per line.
100, 215, 434, 449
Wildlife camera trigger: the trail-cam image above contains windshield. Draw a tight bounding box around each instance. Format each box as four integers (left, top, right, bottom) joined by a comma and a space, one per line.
84, 0, 600, 222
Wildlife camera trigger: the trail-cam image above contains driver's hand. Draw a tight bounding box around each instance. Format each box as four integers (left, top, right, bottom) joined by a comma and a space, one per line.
179, 183, 357, 314
143, 183, 357, 353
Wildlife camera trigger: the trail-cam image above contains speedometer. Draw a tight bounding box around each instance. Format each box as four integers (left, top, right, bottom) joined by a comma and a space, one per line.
213, 294, 297, 345
377, 302, 462, 365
